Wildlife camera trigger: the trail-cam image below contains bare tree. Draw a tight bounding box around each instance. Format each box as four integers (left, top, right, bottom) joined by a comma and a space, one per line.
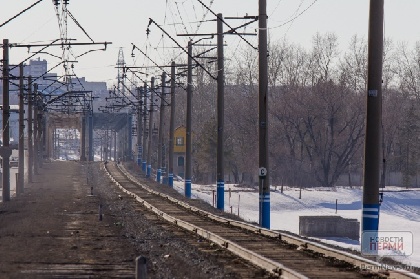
339, 35, 368, 93
309, 32, 339, 85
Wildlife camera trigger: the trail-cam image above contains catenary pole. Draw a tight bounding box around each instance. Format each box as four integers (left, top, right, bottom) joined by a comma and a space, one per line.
168, 61, 176, 187
146, 77, 155, 178
216, 13, 225, 210
361, 0, 384, 255
157, 72, 166, 183
142, 82, 148, 172
136, 87, 143, 166
2, 39, 11, 201
18, 63, 25, 195
36, 88, 43, 168
27, 76, 34, 183
258, 0, 270, 228
81, 115, 86, 161
113, 130, 117, 161
185, 41, 193, 198
88, 110, 94, 161
33, 84, 39, 175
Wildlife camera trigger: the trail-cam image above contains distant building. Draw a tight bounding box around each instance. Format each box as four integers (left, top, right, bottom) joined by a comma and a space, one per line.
70, 77, 107, 95
28, 58, 48, 84
0, 58, 107, 108
173, 126, 186, 178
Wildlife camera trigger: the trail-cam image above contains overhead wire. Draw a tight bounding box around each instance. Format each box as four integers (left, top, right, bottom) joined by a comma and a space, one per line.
148, 18, 217, 80
195, 0, 257, 51
67, 10, 95, 43
270, 0, 319, 30
0, 0, 45, 29
269, 0, 284, 18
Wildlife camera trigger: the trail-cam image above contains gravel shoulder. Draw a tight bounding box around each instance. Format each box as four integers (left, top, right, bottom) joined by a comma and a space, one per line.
0, 161, 272, 278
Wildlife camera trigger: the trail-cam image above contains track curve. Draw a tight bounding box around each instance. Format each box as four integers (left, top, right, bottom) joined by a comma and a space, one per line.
104, 162, 419, 279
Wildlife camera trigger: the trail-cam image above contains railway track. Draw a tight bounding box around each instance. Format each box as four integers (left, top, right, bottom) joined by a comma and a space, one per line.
104, 162, 419, 279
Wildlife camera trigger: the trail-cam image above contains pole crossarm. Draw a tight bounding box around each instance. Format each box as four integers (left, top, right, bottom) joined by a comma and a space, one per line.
46, 90, 92, 105
8, 41, 112, 48
195, 0, 258, 50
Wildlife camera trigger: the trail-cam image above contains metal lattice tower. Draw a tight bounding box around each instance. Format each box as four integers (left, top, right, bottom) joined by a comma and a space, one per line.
53, 0, 72, 91
117, 48, 126, 96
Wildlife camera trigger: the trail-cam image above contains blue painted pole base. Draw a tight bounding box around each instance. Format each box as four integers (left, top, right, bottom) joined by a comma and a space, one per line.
185, 179, 191, 198
361, 203, 380, 255
217, 180, 224, 210
146, 165, 151, 178
157, 169, 161, 183
168, 173, 173, 187
259, 194, 270, 229
142, 161, 147, 172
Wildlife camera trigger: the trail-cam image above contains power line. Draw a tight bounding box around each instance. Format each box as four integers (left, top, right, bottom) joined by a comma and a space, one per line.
0, 0, 45, 29
270, 0, 318, 30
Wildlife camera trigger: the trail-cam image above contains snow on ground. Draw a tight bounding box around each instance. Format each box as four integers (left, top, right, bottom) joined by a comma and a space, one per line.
172, 181, 420, 268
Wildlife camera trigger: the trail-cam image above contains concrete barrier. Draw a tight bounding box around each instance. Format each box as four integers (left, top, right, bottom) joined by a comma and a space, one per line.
299, 216, 360, 241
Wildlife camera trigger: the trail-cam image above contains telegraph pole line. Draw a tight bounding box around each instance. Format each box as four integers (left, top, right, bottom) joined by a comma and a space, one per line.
168, 61, 176, 187
157, 72, 166, 184
258, 0, 270, 229
18, 63, 25, 195
185, 41, 193, 198
361, 0, 384, 255
216, 13, 225, 210
2, 39, 11, 202
146, 77, 155, 178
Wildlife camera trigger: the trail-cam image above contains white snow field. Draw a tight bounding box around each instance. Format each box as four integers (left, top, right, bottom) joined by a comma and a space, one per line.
172, 181, 420, 268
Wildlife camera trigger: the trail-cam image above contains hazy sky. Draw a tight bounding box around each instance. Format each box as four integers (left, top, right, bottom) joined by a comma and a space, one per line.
1, 0, 420, 86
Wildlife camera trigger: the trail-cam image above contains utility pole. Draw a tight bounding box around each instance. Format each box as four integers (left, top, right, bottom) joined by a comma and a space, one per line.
137, 87, 143, 166
362, 0, 384, 255
142, 82, 148, 172
168, 61, 176, 187
185, 41, 193, 198
18, 63, 25, 195
146, 77, 155, 178
27, 76, 34, 183
2, 39, 11, 201
258, 0, 270, 229
216, 13, 225, 210
157, 72, 166, 183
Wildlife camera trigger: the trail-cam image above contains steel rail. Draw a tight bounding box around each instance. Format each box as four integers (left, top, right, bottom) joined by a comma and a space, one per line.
108, 163, 420, 279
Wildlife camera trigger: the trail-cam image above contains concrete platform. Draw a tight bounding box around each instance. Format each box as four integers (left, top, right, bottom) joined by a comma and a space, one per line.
299, 215, 360, 241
